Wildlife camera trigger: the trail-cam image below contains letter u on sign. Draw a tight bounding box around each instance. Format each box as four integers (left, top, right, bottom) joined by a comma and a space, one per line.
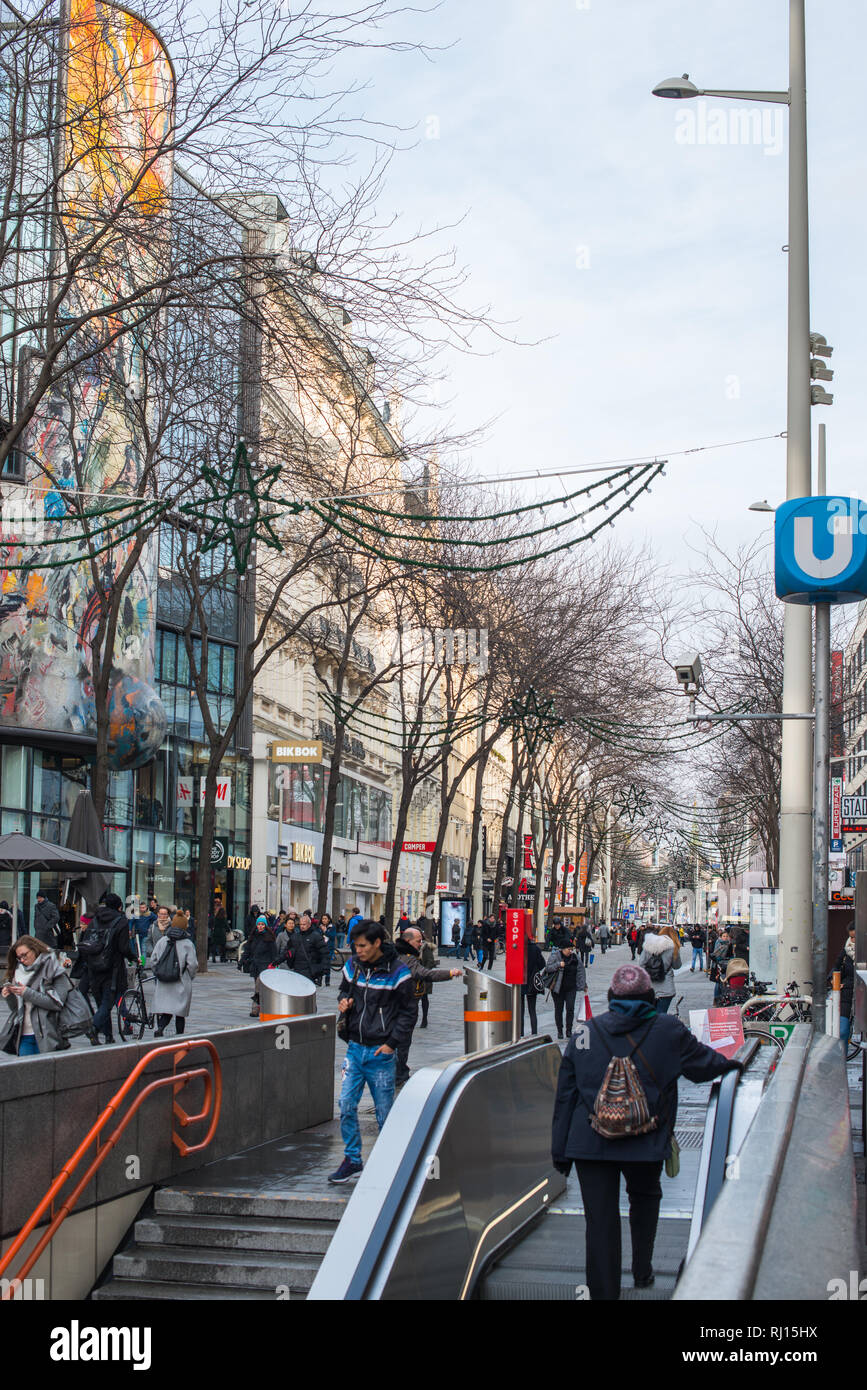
775, 497, 867, 605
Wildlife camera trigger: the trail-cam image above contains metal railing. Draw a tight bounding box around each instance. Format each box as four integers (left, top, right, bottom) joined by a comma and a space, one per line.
0, 1038, 222, 1298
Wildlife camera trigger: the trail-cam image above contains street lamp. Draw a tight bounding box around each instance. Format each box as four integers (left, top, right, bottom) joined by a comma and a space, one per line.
654, 0, 816, 996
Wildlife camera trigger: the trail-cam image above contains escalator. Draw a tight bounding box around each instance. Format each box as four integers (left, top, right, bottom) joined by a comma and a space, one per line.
308, 1033, 774, 1301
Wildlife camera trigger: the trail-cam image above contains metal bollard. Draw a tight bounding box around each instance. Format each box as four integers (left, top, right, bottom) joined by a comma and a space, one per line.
463, 967, 512, 1053
826, 970, 841, 1038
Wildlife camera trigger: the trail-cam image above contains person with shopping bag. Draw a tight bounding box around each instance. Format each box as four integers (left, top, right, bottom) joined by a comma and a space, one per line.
549, 942, 586, 1038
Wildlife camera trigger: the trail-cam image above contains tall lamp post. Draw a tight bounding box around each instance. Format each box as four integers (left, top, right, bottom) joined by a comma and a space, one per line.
654, 0, 823, 992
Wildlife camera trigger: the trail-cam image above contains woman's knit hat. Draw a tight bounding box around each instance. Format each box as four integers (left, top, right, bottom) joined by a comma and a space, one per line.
611, 963, 653, 996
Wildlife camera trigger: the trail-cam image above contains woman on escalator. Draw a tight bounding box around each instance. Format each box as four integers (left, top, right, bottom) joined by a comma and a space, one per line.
551, 962, 742, 1301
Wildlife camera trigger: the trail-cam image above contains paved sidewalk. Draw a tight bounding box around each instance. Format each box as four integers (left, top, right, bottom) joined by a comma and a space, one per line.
0, 938, 719, 1085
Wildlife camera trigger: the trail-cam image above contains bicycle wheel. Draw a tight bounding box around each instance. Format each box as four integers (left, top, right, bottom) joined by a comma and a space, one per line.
846, 1035, 862, 1063
743, 1023, 786, 1054
117, 988, 148, 1041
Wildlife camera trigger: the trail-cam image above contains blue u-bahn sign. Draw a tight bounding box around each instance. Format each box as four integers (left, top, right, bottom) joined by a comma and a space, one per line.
775, 496, 867, 605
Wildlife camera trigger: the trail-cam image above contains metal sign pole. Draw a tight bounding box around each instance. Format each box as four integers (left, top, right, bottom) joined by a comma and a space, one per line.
812, 424, 830, 1032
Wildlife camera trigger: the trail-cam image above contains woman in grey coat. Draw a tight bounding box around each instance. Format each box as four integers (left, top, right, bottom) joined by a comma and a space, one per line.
151, 915, 197, 1037
0, 937, 71, 1055
638, 927, 679, 1012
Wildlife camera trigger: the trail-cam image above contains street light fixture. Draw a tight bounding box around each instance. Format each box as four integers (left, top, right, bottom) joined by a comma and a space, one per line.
748, 499, 775, 513
653, 1, 817, 998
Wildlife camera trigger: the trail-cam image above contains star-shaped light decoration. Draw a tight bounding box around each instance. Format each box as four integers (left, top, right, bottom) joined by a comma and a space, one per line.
614, 784, 649, 825
181, 440, 301, 575
500, 685, 565, 757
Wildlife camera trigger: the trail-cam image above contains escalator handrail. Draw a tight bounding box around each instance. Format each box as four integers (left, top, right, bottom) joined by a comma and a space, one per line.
314, 1034, 555, 1301
685, 1036, 761, 1264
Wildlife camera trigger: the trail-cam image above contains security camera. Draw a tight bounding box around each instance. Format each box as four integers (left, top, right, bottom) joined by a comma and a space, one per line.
673, 655, 702, 690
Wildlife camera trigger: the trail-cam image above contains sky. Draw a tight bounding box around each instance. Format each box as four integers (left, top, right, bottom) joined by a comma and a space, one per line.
319, 0, 867, 634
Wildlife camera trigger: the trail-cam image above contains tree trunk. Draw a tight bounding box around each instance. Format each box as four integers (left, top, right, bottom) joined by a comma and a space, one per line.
383, 777, 413, 934
547, 823, 562, 935
492, 750, 521, 915
194, 760, 221, 973
317, 719, 346, 916
426, 750, 456, 899
464, 741, 491, 904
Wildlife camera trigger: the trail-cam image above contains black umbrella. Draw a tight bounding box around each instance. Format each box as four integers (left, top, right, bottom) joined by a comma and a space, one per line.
0, 832, 121, 941
65, 790, 115, 908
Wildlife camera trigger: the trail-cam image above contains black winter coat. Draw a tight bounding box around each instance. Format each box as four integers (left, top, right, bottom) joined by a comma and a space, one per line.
278, 926, 329, 981
522, 941, 546, 996
82, 906, 135, 994
33, 899, 60, 945
552, 1006, 738, 1165
241, 928, 279, 977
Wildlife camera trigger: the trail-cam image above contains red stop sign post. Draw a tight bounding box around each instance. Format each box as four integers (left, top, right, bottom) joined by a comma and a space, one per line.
506, 908, 526, 1041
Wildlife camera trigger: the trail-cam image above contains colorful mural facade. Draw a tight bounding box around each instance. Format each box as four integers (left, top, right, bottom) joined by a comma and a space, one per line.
0, 1, 174, 762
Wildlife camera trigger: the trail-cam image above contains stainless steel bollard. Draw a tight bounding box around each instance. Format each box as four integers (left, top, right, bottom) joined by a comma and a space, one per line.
463, 967, 513, 1053
257, 967, 317, 1021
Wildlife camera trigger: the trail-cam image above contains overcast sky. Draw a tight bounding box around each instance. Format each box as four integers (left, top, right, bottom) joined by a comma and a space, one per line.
325, 0, 865, 627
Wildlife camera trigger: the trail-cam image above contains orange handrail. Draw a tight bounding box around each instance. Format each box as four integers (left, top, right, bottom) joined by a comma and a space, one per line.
0, 1037, 222, 1297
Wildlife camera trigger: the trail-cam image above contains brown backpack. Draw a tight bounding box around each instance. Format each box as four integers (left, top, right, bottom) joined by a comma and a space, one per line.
589, 1023, 658, 1139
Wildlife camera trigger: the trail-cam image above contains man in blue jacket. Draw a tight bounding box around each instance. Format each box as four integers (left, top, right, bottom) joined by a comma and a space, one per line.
329, 920, 416, 1184
552, 962, 740, 1299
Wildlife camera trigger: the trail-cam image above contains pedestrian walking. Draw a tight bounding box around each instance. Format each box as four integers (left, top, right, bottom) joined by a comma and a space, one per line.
135, 903, 155, 959
152, 911, 198, 1036
393, 927, 462, 1085
459, 918, 474, 961
597, 921, 610, 954
687, 924, 705, 973
521, 938, 547, 1036
550, 942, 586, 1038
0, 902, 13, 955
481, 917, 498, 971
0, 936, 74, 1056
209, 896, 228, 963
32, 891, 60, 946
320, 914, 336, 986
329, 921, 415, 1184
278, 912, 329, 983
638, 925, 679, 1013
241, 917, 280, 1016
78, 892, 135, 1045
418, 935, 438, 1027
148, 905, 172, 955
627, 924, 640, 960
552, 962, 741, 1300
471, 920, 484, 967
831, 925, 856, 1045
575, 922, 593, 968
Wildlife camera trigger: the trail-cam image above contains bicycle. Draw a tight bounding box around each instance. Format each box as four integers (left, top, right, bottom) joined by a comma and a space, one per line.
116, 960, 155, 1040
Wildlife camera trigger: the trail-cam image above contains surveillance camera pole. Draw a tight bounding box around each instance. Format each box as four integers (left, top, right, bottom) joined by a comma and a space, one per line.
654, 0, 814, 995
778, 0, 814, 1002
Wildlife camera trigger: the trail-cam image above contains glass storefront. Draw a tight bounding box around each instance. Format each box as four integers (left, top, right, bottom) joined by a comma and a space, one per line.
0, 742, 251, 931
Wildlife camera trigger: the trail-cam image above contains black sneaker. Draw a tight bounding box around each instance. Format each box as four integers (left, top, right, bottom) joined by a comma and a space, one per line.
328, 1158, 364, 1184
634, 1272, 655, 1289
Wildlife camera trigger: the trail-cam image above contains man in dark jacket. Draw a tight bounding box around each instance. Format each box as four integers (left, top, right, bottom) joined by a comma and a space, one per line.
209, 896, 228, 963
33, 892, 60, 946
278, 913, 329, 983
552, 961, 741, 1300
481, 917, 498, 971
80, 893, 135, 1045
393, 927, 462, 1085
330, 920, 415, 1184
551, 942, 586, 1038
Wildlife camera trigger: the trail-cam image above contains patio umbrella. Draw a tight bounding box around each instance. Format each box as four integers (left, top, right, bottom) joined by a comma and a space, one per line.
65, 790, 114, 908
0, 833, 121, 941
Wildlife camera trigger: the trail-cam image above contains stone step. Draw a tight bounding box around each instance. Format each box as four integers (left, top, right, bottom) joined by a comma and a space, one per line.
153, 1187, 348, 1223
112, 1243, 322, 1292
134, 1212, 337, 1255
93, 1278, 304, 1301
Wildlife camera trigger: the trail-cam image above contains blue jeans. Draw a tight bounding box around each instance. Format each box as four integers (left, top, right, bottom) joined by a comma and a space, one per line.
691, 947, 704, 970
18, 1035, 38, 1056
840, 1015, 852, 1044
339, 1041, 396, 1164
